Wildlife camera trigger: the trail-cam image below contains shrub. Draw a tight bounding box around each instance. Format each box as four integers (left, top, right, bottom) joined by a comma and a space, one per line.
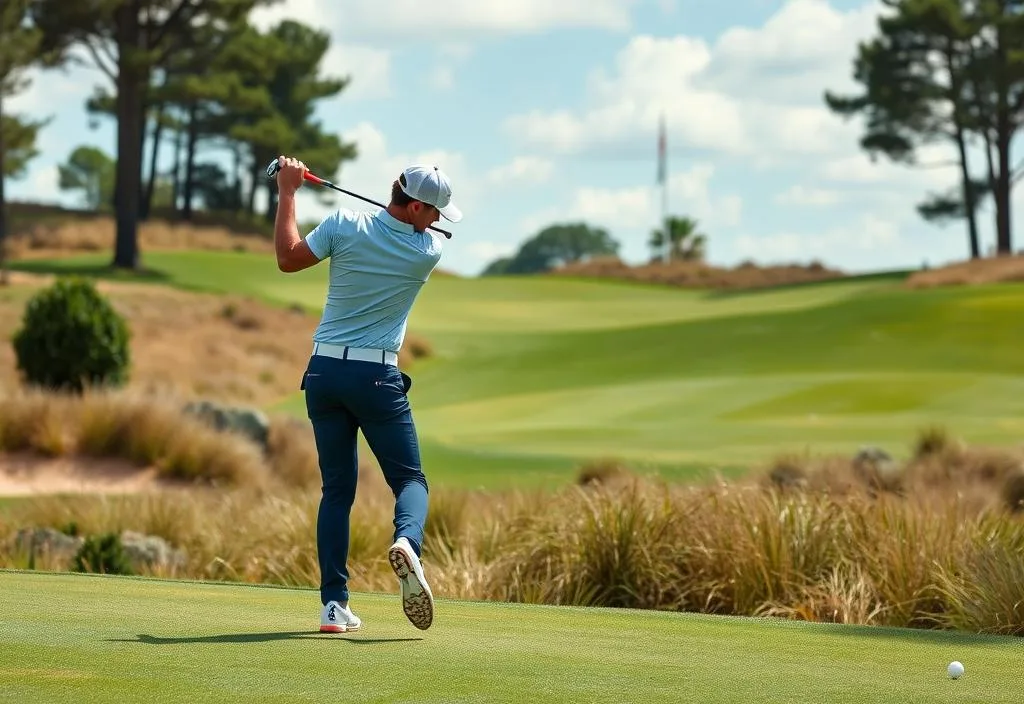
73, 532, 134, 575
1002, 471, 1024, 513
12, 277, 131, 393
913, 424, 957, 459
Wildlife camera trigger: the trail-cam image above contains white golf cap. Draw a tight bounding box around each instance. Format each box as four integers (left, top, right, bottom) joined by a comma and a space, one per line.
399, 164, 463, 223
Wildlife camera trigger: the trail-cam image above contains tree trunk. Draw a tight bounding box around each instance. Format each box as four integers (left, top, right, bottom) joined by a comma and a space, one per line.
264, 183, 278, 222
0, 92, 8, 286
247, 155, 258, 215
142, 103, 164, 221
231, 144, 241, 212
995, 100, 1012, 255
171, 116, 184, 215
112, 2, 145, 270
182, 102, 198, 220
137, 97, 148, 219
954, 126, 981, 259
994, 11, 1013, 254
947, 43, 981, 259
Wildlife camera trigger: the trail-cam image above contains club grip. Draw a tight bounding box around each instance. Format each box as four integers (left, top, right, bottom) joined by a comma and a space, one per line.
266, 159, 325, 186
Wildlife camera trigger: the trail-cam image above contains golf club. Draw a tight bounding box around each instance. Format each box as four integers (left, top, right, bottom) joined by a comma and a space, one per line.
265, 159, 453, 239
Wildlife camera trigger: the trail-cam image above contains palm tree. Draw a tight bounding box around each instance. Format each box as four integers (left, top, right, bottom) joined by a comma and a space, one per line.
648, 216, 706, 263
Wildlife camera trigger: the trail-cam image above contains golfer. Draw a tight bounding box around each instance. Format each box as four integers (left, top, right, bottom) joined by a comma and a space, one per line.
272, 155, 462, 633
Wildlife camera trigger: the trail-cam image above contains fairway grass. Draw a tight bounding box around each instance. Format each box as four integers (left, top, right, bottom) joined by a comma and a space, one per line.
11, 252, 1024, 488
1, 570, 1020, 703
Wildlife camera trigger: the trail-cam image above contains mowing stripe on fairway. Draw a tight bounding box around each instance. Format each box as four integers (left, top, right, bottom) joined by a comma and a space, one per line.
1, 570, 1020, 703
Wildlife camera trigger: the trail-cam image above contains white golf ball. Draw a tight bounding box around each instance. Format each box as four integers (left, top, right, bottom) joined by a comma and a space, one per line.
947, 661, 965, 679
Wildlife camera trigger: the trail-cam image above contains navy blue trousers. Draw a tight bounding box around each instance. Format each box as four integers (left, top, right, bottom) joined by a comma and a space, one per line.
302, 354, 428, 605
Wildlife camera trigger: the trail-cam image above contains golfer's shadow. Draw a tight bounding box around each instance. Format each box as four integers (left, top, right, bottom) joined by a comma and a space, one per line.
108, 632, 422, 645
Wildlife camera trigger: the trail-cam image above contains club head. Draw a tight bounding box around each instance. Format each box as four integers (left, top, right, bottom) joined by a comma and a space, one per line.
265, 159, 280, 179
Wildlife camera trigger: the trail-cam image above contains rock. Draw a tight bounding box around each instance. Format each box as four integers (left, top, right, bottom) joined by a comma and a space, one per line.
7, 527, 187, 575
183, 399, 270, 451
853, 446, 902, 491
119, 531, 188, 573
10, 527, 84, 567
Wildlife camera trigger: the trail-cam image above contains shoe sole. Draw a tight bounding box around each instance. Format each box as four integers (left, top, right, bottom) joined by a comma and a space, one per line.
388, 544, 434, 630
319, 624, 346, 633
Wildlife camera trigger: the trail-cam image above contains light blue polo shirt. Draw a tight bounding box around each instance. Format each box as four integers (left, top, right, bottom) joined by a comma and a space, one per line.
304, 208, 444, 353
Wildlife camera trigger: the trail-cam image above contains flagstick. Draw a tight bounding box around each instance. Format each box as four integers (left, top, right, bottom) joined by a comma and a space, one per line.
662, 163, 669, 265
659, 113, 670, 265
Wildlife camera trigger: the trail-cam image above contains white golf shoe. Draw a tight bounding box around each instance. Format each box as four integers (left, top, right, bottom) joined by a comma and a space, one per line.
319, 600, 361, 633
388, 537, 434, 630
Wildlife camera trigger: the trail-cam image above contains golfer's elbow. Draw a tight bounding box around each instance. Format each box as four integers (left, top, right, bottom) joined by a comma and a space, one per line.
276, 242, 319, 273
277, 253, 302, 273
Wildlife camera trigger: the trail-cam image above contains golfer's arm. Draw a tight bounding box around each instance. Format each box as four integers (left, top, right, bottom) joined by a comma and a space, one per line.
274, 190, 320, 273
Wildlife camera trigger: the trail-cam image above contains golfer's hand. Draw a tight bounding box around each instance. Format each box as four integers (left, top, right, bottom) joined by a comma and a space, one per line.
275, 155, 306, 196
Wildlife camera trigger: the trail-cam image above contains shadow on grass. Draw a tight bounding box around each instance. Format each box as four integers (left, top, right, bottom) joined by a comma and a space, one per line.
9, 259, 171, 283
108, 632, 423, 645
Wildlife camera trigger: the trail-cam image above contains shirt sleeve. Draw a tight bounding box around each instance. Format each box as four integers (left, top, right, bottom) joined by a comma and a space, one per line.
304, 209, 355, 260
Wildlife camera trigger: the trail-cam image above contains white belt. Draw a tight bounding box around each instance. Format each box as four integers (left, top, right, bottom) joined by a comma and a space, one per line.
313, 341, 398, 366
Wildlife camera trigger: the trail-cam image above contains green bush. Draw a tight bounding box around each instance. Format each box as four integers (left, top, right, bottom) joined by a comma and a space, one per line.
73, 533, 134, 575
12, 277, 131, 393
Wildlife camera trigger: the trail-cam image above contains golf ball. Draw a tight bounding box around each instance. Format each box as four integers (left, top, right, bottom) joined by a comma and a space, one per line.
947, 661, 965, 679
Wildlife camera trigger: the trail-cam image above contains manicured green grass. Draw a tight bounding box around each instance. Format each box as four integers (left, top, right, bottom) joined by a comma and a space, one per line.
11, 252, 1024, 488
1, 570, 1019, 703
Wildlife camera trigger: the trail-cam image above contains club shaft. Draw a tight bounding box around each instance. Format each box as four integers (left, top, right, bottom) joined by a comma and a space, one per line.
267, 160, 452, 238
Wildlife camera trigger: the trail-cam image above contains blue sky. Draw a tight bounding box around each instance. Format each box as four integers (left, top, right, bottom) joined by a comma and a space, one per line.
7, 0, 1020, 276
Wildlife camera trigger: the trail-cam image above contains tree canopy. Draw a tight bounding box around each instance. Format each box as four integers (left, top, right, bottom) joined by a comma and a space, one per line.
6, 4, 359, 269
825, 0, 1024, 258
482, 223, 621, 275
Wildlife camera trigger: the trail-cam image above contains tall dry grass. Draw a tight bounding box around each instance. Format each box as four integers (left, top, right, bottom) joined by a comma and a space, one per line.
6, 215, 275, 259
905, 254, 1024, 288
3, 427, 1023, 637
0, 386, 350, 490
550, 256, 845, 290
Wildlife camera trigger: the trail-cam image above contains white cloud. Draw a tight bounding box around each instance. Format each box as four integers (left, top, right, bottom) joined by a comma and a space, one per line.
467, 241, 516, 263
249, 0, 327, 29
775, 185, 843, 206
485, 157, 555, 185
252, 0, 637, 40
702, 0, 880, 102
656, 0, 678, 14
15, 166, 63, 205
438, 43, 474, 61
519, 163, 741, 236
6, 60, 99, 117
249, 4, 391, 101
734, 214, 900, 265
343, 0, 637, 35
324, 44, 392, 101
429, 65, 455, 92
250, 0, 634, 101
503, 0, 883, 160
816, 146, 963, 226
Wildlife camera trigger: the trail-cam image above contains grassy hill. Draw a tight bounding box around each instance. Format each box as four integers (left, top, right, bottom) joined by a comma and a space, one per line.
2, 570, 1019, 703
9, 249, 1024, 489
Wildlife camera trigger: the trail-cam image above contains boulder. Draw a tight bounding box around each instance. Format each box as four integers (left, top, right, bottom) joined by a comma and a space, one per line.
853, 446, 902, 491
183, 399, 270, 451
10, 527, 84, 567
120, 530, 188, 573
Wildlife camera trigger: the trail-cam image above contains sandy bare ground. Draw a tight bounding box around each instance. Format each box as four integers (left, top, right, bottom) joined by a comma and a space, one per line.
905, 254, 1024, 288
550, 256, 845, 290
0, 454, 163, 497
0, 270, 430, 405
